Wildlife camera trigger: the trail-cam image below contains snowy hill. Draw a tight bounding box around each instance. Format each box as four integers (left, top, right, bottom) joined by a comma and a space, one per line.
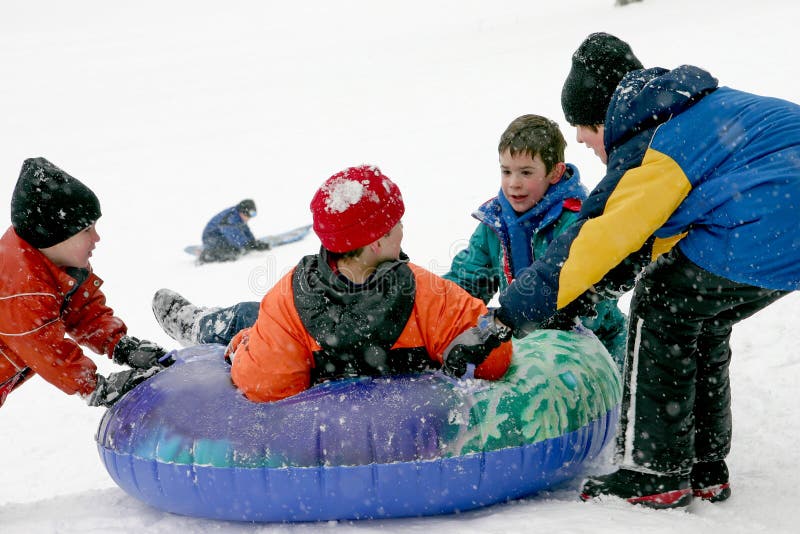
1, 1, 799, 532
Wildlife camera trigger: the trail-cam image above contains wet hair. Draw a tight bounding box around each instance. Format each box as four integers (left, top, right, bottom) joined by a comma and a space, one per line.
498, 114, 567, 173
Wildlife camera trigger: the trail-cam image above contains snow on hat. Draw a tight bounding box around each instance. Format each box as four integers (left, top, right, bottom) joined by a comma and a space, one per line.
11, 157, 102, 249
561, 32, 643, 126
310, 165, 405, 253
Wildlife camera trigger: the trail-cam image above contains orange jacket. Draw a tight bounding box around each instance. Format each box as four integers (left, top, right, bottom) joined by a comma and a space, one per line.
230, 261, 512, 402
0, 228, 126, 405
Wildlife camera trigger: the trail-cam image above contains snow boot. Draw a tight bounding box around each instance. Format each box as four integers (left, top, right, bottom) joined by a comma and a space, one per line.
152, 289, 205, 347
691, 460, 731, 502
580, 469, 693, 509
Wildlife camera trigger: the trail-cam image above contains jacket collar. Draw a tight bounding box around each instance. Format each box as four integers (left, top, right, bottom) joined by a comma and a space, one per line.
317, 247, 410, 293
605, 65, 719, 155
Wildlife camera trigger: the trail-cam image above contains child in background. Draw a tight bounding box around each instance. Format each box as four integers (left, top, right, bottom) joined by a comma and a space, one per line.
199, 199, 271, 263
444, 114, 626, 366
0, 158, 169, 409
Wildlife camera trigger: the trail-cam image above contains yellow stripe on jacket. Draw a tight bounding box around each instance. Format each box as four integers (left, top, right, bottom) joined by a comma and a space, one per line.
557, 149, 693, 309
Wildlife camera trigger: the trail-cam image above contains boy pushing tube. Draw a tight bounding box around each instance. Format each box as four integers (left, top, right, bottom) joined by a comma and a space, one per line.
0, 158, 170, 409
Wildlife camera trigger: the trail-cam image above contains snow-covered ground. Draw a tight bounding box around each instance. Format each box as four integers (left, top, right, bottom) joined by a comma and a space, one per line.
1, 1, 799, 532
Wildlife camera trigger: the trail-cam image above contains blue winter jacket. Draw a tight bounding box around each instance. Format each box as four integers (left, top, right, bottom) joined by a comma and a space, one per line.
444, 165, 627, 363
497, 66, 800, 334
202, 206, 256, 251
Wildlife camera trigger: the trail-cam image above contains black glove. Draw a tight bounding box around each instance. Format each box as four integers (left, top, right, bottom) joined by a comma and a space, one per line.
442, 309, 512, 378
86, 367, 159, 407
246, 239, 271, 251
540, 310, 580, 331
113, 335, 172, 369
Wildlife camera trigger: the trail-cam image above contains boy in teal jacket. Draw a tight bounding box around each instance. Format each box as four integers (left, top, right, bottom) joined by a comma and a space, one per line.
444, 114, 626, 366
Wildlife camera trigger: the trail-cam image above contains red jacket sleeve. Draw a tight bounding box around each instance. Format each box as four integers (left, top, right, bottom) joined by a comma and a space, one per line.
0, 292, 100, 396
61, 273, 127, 357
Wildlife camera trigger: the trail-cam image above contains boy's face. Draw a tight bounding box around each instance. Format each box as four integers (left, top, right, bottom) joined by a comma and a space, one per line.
576, 125, 607, 163
499, 150, 563, 214
375, 221, 403, 263
40, 223, 100, 268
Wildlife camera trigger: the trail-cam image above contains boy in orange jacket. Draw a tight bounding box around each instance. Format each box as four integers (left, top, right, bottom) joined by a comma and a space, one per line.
153, 165, 512, 402
0, 158, 169, 409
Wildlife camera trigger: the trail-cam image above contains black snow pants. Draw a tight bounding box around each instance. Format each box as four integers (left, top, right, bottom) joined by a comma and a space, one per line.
615, 247, 788, 475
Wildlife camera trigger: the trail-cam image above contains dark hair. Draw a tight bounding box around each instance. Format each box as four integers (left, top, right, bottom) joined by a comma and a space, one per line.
498, 114, 567, 173
325, 246, 365, 262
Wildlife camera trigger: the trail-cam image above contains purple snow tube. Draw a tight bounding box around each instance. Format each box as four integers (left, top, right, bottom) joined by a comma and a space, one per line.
97, 331, 620, 522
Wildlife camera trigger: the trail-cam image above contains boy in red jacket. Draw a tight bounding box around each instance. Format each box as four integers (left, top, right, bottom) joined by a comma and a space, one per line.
0, 157, 169, 409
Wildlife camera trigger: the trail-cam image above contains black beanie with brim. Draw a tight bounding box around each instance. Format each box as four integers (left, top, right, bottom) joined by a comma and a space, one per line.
11, 157, 101, 249
561, 32, 644, 126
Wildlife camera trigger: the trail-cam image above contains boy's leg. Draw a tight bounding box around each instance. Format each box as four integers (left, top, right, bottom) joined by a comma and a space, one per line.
199, 235, 243, 263
152, 289, 258, 346
195, 301, 260, 345
692, 320, 733, 464
693, 287, 786, 462
616, 247, 787, 475
584, 248, 786, 507
689, 283, 785, 502
615, 248, 701, 476
200, 245, 242, 263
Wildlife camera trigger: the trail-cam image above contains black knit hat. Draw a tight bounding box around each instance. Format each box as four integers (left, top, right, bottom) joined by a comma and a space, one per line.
11, 157, 101, 248
236, 198, 256, 216
561, 32, 644, 126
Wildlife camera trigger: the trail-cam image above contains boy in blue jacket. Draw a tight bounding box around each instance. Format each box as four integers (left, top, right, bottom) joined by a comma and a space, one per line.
444, 33, 800, 509
444, 114, 626, 367
199, 199, 270, 263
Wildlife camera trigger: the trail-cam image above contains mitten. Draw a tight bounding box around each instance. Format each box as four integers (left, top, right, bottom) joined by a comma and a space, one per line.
113, 335, 171, 369
442, 310, 512, 378
85, 367, 159, 407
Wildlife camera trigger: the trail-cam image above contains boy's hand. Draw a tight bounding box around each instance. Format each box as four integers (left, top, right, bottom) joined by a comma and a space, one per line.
86, 367, 159, 408
224, 329, 249, 362
442, 310, 512, 378
113, 335, 171, 369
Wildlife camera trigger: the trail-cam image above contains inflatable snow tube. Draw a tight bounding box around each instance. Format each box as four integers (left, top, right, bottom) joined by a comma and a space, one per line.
96, 329, 621, 522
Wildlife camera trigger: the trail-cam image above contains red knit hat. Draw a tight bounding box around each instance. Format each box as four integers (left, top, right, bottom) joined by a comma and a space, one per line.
310, 165, 405, 253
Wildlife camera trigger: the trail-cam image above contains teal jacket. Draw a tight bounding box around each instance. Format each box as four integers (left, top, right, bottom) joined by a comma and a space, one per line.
444, 164, 627, 366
